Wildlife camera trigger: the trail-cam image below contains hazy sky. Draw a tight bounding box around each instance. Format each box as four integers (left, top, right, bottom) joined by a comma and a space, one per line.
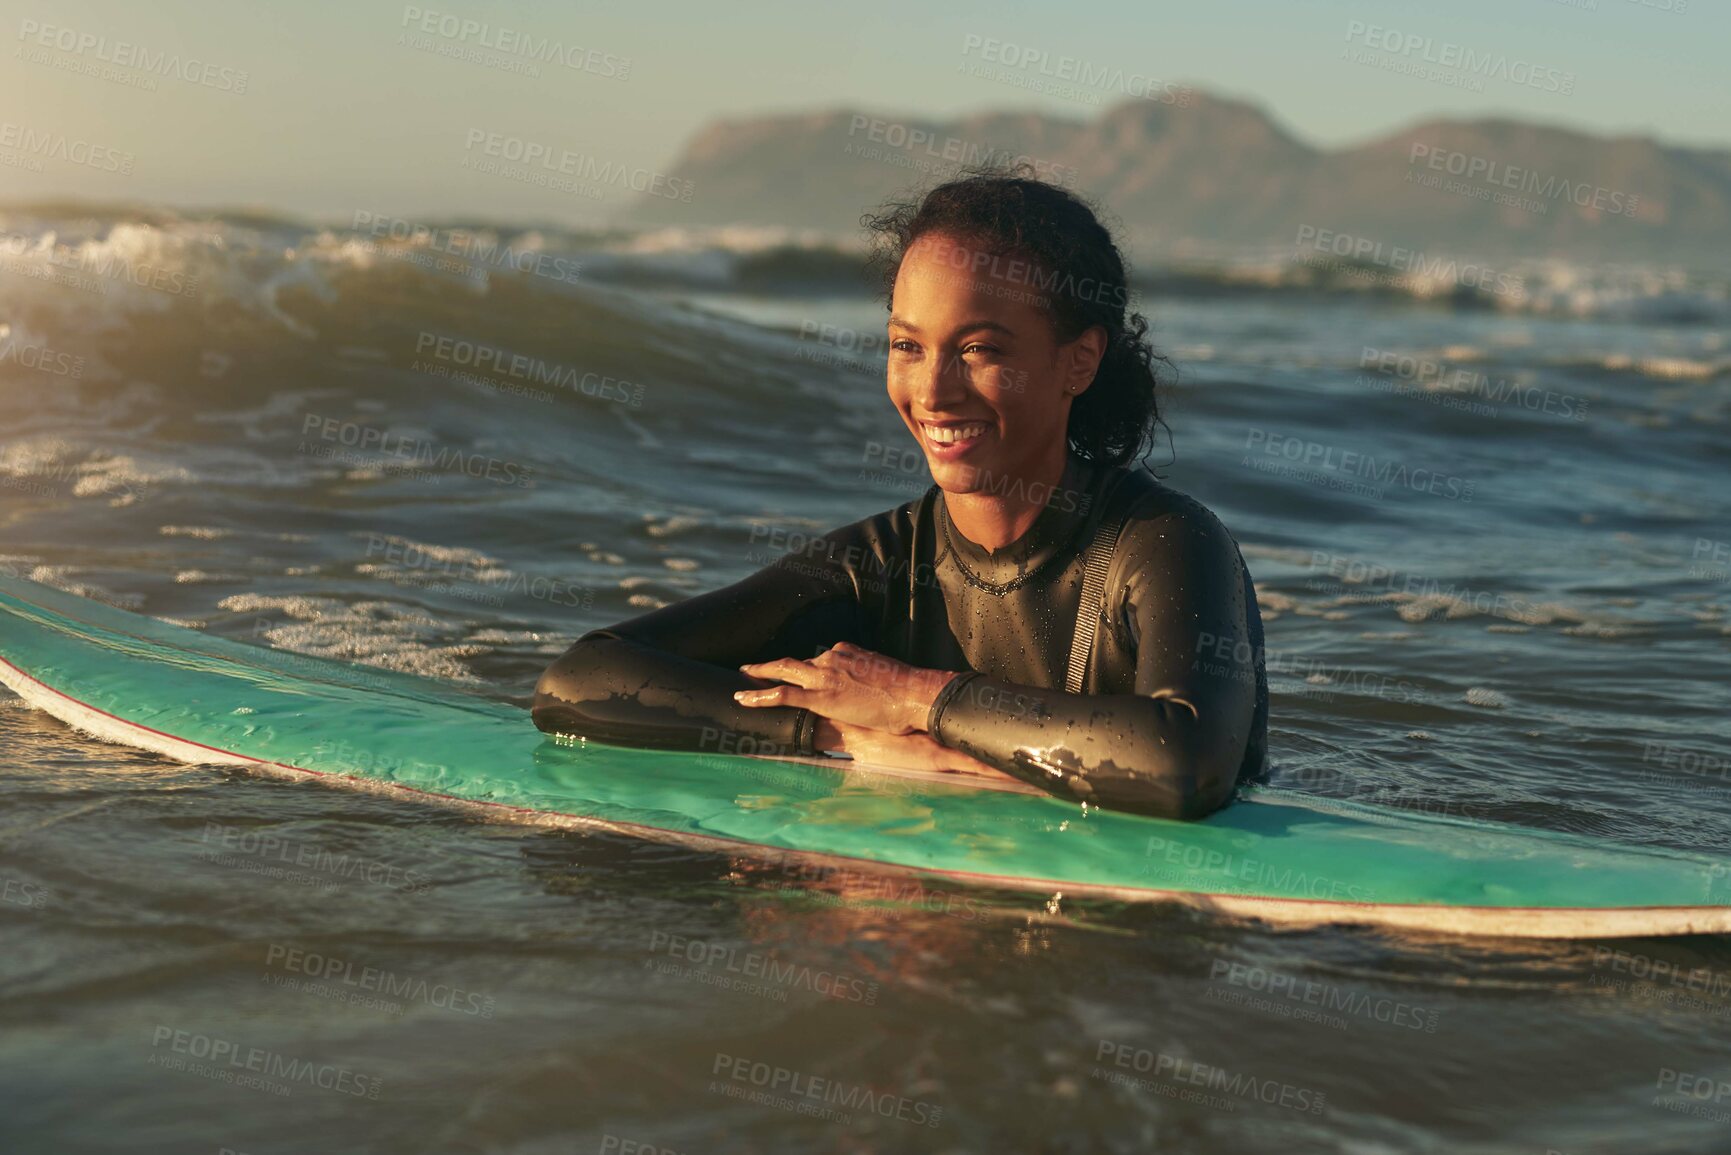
3, 0, 1725, 225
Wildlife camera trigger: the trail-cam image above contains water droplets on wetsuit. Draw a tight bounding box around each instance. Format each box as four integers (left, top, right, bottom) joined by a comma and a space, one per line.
533, 451, 1268, 820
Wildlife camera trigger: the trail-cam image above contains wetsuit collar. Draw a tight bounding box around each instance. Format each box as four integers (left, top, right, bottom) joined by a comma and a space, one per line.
938, 452, 1100, 587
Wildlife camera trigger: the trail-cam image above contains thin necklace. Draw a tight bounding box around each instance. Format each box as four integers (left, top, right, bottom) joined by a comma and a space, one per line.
940, 475, 1095, 596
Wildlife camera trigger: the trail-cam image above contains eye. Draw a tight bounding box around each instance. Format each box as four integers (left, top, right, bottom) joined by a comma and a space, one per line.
890, 338, 919, 354
962, 343, 1000, 356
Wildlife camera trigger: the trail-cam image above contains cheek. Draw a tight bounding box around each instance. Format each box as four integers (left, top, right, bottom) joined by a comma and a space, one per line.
885, 371, 912, 413
981, 368, 1044, 419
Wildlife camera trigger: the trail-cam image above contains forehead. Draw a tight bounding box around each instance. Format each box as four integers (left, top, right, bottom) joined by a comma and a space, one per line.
891, 233, 1049, 328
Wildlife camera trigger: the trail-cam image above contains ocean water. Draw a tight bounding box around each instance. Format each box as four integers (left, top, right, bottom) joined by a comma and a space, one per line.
2, 207, 1730, 1154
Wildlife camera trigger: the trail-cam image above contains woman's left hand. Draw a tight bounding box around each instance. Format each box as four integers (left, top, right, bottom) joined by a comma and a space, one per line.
733, 642, 958, 735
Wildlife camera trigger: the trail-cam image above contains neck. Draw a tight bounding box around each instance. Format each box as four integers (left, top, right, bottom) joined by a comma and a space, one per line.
943, 445, 1074, 554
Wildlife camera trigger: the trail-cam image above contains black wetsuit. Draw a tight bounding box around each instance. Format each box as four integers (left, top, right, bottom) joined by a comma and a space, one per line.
533, 453, 1268, 819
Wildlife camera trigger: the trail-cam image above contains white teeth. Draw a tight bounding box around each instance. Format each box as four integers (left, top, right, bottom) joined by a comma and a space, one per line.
923, 422, 989, 445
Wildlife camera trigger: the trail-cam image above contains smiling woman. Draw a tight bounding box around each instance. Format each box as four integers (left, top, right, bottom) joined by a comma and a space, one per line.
532, 164, 1268, 819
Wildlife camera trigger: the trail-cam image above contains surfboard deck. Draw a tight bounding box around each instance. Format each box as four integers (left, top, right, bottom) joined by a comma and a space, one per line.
1, 573, 1727, 939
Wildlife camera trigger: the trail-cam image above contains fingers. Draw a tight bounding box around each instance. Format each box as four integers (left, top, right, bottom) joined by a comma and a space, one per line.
816, 642, 907, 684
734, 645, 916, 730
732, 683, 809, 709
809, 642, 869, 672
739, 646, 876, 690
737, 656, 823, 688
733, 654, 833, 709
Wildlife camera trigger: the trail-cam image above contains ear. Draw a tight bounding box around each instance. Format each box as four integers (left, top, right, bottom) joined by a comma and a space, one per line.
1059, 324, 1108, 398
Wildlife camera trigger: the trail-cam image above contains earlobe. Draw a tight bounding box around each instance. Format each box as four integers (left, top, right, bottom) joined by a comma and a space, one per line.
1062, 325, 1108, 397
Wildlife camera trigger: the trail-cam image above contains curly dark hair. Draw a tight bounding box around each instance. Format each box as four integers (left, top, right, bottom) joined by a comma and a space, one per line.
860, 161, 1170, 471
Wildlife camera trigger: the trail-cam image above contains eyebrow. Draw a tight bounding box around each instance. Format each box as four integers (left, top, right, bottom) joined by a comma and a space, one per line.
887, 316, 1017, 337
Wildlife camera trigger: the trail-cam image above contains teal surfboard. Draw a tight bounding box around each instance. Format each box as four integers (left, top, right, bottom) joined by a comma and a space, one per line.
1, 573, 1726, 939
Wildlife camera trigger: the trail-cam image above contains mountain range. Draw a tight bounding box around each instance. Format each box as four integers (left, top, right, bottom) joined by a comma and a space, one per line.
619, 93, 1731, 265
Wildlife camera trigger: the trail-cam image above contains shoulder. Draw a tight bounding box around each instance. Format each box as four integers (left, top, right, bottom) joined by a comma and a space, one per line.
1107, 469, 1248, 587
761, 488, 925, 581
831, 487, 926, 552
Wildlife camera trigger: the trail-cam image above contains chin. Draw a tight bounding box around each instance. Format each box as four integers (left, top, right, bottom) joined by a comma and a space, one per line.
927, 457, 994, 493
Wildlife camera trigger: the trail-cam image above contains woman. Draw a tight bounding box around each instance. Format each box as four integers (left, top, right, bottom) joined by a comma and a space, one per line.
533, 167, 1268, 820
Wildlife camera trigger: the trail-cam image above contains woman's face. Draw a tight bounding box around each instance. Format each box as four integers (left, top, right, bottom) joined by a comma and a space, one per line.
887, 232, 1105, 496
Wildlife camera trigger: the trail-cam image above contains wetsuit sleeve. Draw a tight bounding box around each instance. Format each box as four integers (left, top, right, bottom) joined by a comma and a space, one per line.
530, 520, 884, 758
926, 497, 1262, 820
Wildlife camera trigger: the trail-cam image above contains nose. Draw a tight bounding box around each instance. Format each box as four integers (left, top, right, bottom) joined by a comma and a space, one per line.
907, 348, 971, 415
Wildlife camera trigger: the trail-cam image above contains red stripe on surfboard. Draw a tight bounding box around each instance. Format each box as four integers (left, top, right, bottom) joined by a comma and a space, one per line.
0, 646, 1721, 919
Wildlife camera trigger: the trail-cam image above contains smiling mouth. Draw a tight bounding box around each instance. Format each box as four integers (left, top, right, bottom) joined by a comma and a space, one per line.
920, 421, 991, 447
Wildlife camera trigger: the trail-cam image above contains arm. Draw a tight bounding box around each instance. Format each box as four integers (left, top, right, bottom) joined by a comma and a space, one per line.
531, 520, 883, 757
810, 716, 1011, 779
925, 500, 1263, 820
